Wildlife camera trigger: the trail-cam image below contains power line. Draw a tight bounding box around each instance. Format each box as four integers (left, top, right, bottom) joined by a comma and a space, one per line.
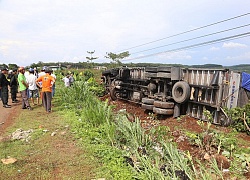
116, 12, 250, 53
130, 24, 250, 55
122, 31, 250, 61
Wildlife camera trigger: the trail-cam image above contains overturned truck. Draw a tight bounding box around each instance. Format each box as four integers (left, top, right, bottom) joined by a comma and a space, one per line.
102, 66, 250, 126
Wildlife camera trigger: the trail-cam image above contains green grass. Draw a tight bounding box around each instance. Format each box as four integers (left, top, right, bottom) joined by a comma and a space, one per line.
0, 102, 98, 179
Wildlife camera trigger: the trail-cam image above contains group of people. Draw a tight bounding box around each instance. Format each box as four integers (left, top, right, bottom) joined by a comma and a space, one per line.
62, 73, 74, 87
0, 66, 56, 113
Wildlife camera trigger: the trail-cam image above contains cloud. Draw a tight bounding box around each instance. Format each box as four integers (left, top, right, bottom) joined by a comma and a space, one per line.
158, 51, 192, 60
209, 47, 220, 51
225, 52, 250, 60
222, 42, 248, 48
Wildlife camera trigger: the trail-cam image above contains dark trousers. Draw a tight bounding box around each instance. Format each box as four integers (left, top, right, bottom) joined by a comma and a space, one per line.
1, 86, 9, 105
42, 91, 52, 112
11, 85, 18, 101
52, 84, 55, 97
20, 89, 30, 108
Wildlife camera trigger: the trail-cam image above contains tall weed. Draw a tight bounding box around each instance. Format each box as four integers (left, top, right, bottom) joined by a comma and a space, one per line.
115, 115, 151, 151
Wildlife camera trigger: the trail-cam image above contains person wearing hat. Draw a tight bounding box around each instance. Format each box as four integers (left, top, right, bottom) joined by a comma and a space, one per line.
18, 67, 32, 110
0, 68, 11, 108
9, 69, 19, 103
36, 68, 55, 113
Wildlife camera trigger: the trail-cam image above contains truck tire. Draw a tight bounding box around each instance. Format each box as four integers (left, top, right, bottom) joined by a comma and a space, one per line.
172, 81, 190, 103
102, 70, 111, 76
153, 107, 174, 115
141, 104, 154, 110
110, 87, 117, 101
154, 101, 174, 109
142, 98, 154, 105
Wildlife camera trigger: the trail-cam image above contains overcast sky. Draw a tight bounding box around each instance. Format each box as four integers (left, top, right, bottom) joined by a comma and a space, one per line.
0, 0, 250, 67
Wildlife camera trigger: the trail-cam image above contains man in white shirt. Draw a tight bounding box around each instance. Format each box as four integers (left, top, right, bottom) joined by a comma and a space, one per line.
63, 74, 70, 87
26, 69, 39, 105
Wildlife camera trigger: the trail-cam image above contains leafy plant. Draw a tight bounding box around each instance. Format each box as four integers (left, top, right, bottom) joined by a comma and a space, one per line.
225, 103, 250, 134
84, 70, 94, 81
235, 152, 250, 170
185, 121, 215, 152
115, 115, 151, 151
150, 126, 171, 143
86, 77, 105, 96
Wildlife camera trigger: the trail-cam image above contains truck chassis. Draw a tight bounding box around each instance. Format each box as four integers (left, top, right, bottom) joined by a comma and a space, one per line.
102, 66, 249, 126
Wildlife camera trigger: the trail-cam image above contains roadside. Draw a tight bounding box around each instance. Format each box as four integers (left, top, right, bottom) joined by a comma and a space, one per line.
0, 95, 22, 136
0, 98, 96, 179
1, 92, 250, 179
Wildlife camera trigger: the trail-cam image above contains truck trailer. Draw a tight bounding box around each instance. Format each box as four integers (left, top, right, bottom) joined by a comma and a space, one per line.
101, 66, 250, 126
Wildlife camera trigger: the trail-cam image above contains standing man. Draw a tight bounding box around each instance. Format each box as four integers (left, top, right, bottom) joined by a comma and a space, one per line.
10, 69, 19, 103
62, 74, 70, 87
18, 67, 32, 110
26, 68, 39, 105
0, 68, 11, 108
36, 69, 55, 113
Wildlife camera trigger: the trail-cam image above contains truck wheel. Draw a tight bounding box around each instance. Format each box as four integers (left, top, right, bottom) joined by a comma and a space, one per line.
154, 101, 174, 109
141, 104, 154, 110
153, 107, 174, 115
101, 76, 106, 84
142, 98, 154, 105
172, 81, 190, 103
110, 87, 117, 101
102, 70, 111, 76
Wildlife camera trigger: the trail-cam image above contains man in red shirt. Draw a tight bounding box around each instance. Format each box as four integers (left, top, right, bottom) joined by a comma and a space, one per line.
36, 69, 55, 113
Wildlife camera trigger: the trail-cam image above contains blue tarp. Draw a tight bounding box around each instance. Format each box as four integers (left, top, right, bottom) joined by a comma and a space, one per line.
241, 72, 250, 91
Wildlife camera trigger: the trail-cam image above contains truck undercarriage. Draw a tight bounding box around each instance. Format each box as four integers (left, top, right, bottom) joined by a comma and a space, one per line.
102, 66, 250, 126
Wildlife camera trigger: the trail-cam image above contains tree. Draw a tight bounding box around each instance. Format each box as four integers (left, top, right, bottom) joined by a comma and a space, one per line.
105, 51, 130, 67
8, 64, 18, 70
86, 51, 98, 68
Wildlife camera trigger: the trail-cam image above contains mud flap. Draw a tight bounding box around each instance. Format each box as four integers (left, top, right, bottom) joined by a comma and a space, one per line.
173, 104, 181, 118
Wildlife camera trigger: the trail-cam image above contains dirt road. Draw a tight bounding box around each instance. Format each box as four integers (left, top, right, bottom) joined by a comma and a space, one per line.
0, 96, 21, 135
